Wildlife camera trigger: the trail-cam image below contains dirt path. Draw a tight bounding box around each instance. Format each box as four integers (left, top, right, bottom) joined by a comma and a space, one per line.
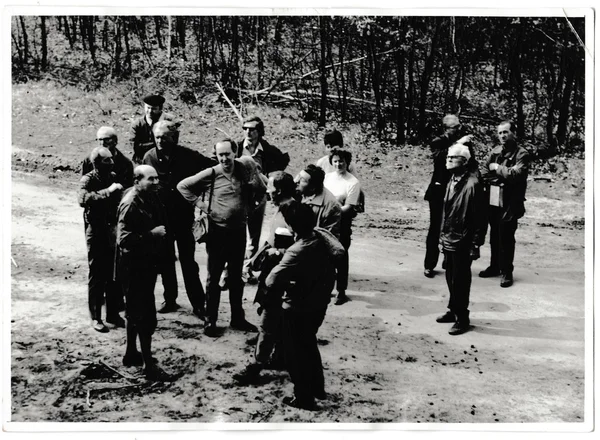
9, 171, 586, 424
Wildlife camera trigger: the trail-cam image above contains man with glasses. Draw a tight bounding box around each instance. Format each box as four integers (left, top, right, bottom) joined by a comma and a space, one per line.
435, 144, 486, 335
82, 126, 133, 189
236, 116, 289, 285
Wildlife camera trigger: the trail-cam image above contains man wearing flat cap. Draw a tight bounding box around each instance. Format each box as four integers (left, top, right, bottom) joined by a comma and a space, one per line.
436, 144, 486, 335
142, 120, 216, 318
130, 94, 174, 164
423, 114, 475, 279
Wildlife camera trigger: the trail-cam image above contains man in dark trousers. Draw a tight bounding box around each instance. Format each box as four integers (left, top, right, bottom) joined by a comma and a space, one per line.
265, 201, 339, 410
436, 144, 486, 335
142, 120, 216, 317
117, 165, 173, 381
79, 146, 127, 333
424, 115, 473, 278
237, 116, 290, 284
480, 121, 530, 288
130, 94, 174, 164
178, 140, 264, 337
81, 126, 133, 188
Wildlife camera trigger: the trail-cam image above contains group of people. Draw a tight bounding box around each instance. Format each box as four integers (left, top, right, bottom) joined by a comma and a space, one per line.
423, 115, 530, 336
78, 94, 362, 406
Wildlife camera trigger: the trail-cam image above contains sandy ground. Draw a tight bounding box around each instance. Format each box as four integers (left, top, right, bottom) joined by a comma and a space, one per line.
9, 168, 586, 425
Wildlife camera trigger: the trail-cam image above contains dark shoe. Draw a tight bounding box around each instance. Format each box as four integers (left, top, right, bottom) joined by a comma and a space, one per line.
500, 273, 514, 288
424, 268, 435, 278
204, 322, 219, 337
334, 293, 350, 306
282, 395, 315, 411
144, 364, 175, 382
245, 334, 259, 346
192, 308, 206, 321
313, 390, 327, 400
244, 271, 258, 285
233, 363, 262, 385
448, 322, 471, 336
92, 320, 109, 333
436, 311, 456, 323
106, 315, 126, 328
265, 358, 286, 371
230, 319, 258, 333
479, 267, 501, 278
122, 351, 144, 367
157, 301, 180, 314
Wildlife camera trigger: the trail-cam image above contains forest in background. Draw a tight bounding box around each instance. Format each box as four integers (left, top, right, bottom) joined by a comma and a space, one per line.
11, 15, 586, 158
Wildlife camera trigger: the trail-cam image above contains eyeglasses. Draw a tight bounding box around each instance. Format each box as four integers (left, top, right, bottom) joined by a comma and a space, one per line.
243, 126, 258, 132
446, 156, 464, 160
97, 137, 114, 142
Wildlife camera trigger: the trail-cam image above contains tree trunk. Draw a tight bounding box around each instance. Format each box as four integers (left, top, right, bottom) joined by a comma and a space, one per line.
417, 18, 441, 139
40, 16, 48, 71
86, 16, 96, 65
123, 17, 132, 74
154, 16, 164, 49
318, 16, 328, 127
230, 16, 239, 83
19, 16, 29, 65
166, 16, 173, 59
112, 17, 122, 78
395, 46, 406, 144
176, 16, 186, 60
256, 16, 263, 89
556, 50, 576, 146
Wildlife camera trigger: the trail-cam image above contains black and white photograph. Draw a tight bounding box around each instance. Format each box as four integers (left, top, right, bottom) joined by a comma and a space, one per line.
3, 2, 594, 435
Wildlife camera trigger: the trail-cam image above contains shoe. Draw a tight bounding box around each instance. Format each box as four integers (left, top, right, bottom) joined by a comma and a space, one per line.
500, 273, 513, 288
233, 363, 262, 385
144, 364, 175, 382
424, 268, 435, 278
479, 267, 501, 278
448, 322, 470, 336
122, 351, 144, 367
106, 315, 126, 328
265, 358, 286, 371
314, 391, 327, 400
92, 320, 109, 333
334, 293, 350, 306
245, 334, 259, 346
204, 322, 219, 337
157, 301, 180, 314
282, 395, 315, 411
436, 311, 456, 323
192, 308, 206, 321
230, 319, 258, 333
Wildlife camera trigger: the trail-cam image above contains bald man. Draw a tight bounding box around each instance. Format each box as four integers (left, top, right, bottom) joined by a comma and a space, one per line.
79, 146, 126, 333
116, 165, 173, 381
82, 126, 133, 190
142, 120, 216, 317
436, 144, 486, 335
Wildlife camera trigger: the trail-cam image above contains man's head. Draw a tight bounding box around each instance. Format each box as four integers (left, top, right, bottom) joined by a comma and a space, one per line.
497, 121, 516, 148
214, 139, 237, 173
446, 143, 470, 173
267, 171, 296, 206
242, 116, 264, 145
96, 126, 118, 153
133, 165, 159, 193
324, 129, 343, 152
297, 164, 325, 197
90, 146, 113, 174
442, 114, 461, 140
143, 94, 165, 123
280, 200, 316, 239
152, 120, 179, 153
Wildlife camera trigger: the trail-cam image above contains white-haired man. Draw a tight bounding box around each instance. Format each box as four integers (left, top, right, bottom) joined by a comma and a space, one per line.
82, 126, 133, 189
436, 143, 486, 335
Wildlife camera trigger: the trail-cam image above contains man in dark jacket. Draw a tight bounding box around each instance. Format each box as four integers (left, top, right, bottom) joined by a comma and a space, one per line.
130, 94, 174, 164
79, 146, 126, 333
265, 201, 338, 410
436, 144, 486, 336
424, 115, 473, 278
81, 126, 133, 189
117, 165, 173, 381
142, 120, 216, 317
237, 116, 290, 284
479, 121, 530, 288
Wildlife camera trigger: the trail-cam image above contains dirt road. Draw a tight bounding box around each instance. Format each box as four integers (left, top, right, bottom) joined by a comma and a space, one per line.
9, 171, 586, 425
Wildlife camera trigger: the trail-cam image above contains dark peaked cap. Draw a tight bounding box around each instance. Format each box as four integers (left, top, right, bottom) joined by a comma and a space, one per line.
143, 94, 165, 106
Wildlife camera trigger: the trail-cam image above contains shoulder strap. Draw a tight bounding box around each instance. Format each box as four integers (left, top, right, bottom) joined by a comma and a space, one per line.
207, 168, 216, 214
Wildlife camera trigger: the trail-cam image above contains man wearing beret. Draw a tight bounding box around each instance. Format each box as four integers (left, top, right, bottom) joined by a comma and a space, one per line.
130, 94, 174, 164
436, 144, 486, 335
142, 121, 216, 318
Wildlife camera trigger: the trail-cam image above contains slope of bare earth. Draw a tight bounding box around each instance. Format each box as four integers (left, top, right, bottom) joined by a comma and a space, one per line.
8, 81, 587, 426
